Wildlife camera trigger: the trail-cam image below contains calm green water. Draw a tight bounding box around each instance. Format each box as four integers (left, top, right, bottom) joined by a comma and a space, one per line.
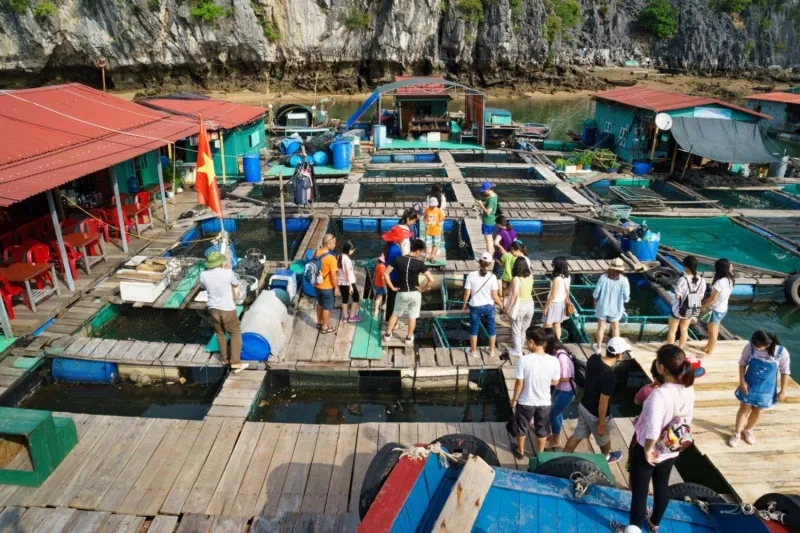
174, 219, 307, 261
360, 183, 457, 203
364, 168, 448, 178
724, 300, 800, 376
248, 370, 512, 424
468, 184, 564, 202
248, 183, 344, 203
698, 189, 792, 210
523, 224, 617, 261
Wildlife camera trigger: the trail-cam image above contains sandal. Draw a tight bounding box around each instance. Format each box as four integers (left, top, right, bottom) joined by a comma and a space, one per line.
320, 326, 336, 334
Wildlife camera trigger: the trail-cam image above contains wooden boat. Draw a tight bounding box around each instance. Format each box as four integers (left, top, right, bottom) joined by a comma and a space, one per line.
484, 108, 520, 145
358, 444, 800, 532
604, 78, 638, 87
517, 122, 552, 140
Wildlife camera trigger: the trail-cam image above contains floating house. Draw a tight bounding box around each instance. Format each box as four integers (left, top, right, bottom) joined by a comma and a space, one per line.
139, 95, 267, 179
744, 90, 800, 140
592, 87, 774, 167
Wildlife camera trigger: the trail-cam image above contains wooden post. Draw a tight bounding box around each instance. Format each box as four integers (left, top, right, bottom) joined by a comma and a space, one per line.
46, 189, 75, 292
111, 166, 129, 254
156, 157, 170, 227
669, 142, 679, 174
220, 130, 227, 185
649, 126, 660, 161
279, 174, 289, 267
680, 145, 694, 181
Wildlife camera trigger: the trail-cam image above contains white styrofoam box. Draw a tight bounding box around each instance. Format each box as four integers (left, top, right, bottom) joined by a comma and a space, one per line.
120, 277, 169, 303
427, 132, 441, 142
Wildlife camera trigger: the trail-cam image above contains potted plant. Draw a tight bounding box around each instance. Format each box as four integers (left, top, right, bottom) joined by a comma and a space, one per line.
565, 157, 578, 173
582, 151, 594, 171
555, 157, 566, 171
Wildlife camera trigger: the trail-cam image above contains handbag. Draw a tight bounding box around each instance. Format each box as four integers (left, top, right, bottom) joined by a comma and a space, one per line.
654, 388, 694, 456
698, 309, 712, 323
564, 281, 574, 317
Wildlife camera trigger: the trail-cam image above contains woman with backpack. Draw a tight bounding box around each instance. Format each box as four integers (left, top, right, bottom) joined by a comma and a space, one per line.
545, 330, 576, 449
727, 331, 791, 448
666, 256, 707, 349
592, 257, 630, 352
612, 344, 695, 533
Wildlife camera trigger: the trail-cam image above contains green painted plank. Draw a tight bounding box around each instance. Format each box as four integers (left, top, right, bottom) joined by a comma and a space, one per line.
364, 301, 385, 360
0, 336, 17, 355
164, 264, 205, 309
349, 303, 375, 360
266, 164, 349, 177
12, 356, 40, 370
376, 140, 484, 151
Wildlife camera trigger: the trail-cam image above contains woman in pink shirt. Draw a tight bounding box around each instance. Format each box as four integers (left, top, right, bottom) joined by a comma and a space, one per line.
613, 344, 695, 533
544, 330, 575, 448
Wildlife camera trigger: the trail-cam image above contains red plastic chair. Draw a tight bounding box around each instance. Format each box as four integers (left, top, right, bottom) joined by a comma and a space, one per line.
26, 244, 55, 289
0, 274, 27, 318
0, 232, 12, 252
3, 244, 27, 263
61, 218, 80, 234
49, 241, 82, 280
134, 192, 152, 224
111, 193, 132, 206
11, 224, 32, 245
79, 219, 110, 255
105, 208, 136, 240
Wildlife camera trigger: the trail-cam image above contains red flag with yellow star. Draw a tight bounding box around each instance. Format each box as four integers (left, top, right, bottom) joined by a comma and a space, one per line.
195, 116, 223, 217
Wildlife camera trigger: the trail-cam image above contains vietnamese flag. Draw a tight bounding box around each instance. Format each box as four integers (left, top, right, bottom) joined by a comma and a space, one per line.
195, 116, 223, 217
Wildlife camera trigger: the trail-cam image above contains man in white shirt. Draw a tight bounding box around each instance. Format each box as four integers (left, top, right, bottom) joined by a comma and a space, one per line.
509, 327, 561, 457
199, 252, 248, 373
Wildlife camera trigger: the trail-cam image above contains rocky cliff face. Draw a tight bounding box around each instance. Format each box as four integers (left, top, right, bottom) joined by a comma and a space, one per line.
0, 0, 798, 90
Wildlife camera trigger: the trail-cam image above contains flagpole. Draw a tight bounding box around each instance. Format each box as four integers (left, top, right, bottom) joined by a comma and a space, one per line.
279, 172, 289, 267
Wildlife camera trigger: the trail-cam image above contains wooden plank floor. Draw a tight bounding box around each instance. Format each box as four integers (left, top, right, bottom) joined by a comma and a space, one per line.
630, 340, 800, 503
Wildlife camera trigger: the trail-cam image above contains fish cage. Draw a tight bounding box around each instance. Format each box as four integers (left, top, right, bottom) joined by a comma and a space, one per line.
461, 167, 542, 180
363, 168, 448, 178
247, 183, 344, 203
467, 183, 567, 202
359, 183, 457, 203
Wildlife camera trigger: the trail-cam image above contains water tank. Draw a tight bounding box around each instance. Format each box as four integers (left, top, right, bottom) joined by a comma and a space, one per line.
52, 358, 117, 384
582, 124, 597, 147
201, 218, 237, 234
127, 176, 141, 194
332, 140, 352, 170
312, 151, 329, 166
373, 125, 386, 148
243, 154, 261, 182
627, 239, 659, 261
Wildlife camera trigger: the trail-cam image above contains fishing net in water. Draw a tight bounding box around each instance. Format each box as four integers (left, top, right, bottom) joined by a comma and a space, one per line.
93, 305, 215, 345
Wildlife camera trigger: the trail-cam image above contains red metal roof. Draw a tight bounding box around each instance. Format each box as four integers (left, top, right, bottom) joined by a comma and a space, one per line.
593, 87, 770, 120
0, 83, 198, 207
394, 76, 450, 98
744, 91, 800, 105
138, 97, 266, 130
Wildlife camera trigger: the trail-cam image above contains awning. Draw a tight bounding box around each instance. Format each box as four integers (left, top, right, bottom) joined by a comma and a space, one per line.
669, 117, 782, 164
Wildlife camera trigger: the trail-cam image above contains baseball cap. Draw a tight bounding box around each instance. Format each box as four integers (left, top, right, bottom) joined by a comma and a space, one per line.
479, 252, 493, 262
479, 181, 493, 193
606, 337, 631, 355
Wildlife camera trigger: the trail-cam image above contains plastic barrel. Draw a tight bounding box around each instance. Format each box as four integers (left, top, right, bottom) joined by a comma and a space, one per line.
312, 151, 328, 166
243, 154, 261, 182
289, 155, 303, 167
582, 125, 597, 146
160, 155, 171, 169
628, 239, 659, 261
52, 358, 117, 384
371, 155, 392, 164
201, 218, 237, 233
332, 140, 352, 170
633, 161, 653, 175
373, 125, 386, 148
127, 176, 140, 194
241, 333, 271, 361
281, 139, 302, 155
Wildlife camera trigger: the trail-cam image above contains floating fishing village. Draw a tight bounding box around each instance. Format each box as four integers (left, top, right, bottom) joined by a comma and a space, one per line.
0, 69, 799, 533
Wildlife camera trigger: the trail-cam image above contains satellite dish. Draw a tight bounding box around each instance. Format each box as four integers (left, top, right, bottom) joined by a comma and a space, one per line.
655, 113, 673, 131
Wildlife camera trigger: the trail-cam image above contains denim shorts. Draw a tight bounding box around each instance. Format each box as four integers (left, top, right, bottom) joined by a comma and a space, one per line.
481, 223, 494, 235
468, 304, 496, 337
374, 286, 387, 296
596, 315, 621, 323
316, 288, 335, 311
709, 310, 727, 324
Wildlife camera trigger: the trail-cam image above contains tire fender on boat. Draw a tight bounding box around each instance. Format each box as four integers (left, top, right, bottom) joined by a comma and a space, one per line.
755, 493, 800, 531
784, 274, 800, 306
645, 267, 681, 287
668, 482, 725, 504
534, 455, 613, 487
431, 434, 500, 467
358, 441, 403, 520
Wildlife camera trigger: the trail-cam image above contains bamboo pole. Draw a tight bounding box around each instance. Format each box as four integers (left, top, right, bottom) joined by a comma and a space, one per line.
220, 130, 227, 185
649, 126, 660, 161
669, 142, 679, 174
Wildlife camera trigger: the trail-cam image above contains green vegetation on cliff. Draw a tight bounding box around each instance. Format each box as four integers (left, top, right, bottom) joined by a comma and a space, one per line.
638, 0, 679, 38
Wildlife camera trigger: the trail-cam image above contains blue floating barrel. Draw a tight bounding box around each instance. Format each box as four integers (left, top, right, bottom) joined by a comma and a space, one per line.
201, 218, 237, 234
627, 239, 659, 262
52, 358, 117, 384
393, 154, 414, 163
513, 220, 543, 235
332, 140, 352, 170
632, 161, 653, 175
243, 154, 261, 182
160, 155, 171, 169
371, 155, 392, 164
289, 155, 303, 167
654, 295, 672, 316
415, 154, 437, 163
275, 218, 311, 232
241, 333, 271, 361
127, 176, 141, 194
280, 138, 302, 155
312, 151, 328, 166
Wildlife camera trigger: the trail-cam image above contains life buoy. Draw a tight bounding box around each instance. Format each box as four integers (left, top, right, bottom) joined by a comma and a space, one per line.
431, 434, 500, 467
358, 442, 402, 520
534, 455, 613, 487
668, 482, 725, 504
784, 274, 800, 306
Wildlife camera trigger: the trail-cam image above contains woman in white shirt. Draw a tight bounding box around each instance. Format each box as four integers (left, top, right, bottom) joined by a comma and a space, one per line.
337, 241, 361, 322
462, 252, 503, 358
613, 344, 695, 533
666, 255, 706, 349
699, 258, 734, 357
542, 257, 571, 342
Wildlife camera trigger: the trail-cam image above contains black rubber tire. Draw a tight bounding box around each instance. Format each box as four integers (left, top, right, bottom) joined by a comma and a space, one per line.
755, 493, 800, 526
358, 442, 402, 520
534, 455, 613, 487
431, 434, 500, 467
668, 482, 726, 504
784, 274, 800, 306
645, 267, 681, 287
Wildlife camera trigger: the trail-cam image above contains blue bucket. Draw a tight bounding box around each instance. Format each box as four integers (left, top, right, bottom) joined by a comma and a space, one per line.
332, 140, 352, 170
627, 239, 659, 261
241, 332, 271, 361
632, 161, 652, 175
243, 154, 261, 182
312, 151, 328, 166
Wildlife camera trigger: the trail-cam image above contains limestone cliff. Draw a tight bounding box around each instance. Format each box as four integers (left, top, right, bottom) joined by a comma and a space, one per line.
0, 0, 798, 90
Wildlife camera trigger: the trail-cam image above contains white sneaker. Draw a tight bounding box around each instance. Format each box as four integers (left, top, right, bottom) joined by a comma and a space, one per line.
232, 363, 250, 374
727, 432, 740, 448
405, 337, 414, 347
742, 429, 755, 445
465, 348, 479, 357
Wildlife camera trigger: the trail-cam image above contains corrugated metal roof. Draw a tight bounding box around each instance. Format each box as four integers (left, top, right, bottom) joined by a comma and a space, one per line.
593, 87, 770, 119
394, 76, 450, 98
138, 97, 266, 130
744, 91, 800, 105
0, 83, 198, 207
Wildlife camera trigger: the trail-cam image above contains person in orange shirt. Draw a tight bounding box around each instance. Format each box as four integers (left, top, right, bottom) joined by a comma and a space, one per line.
423, 197, 445, 262
372, 254, 386, 317
313, 234, 339, 333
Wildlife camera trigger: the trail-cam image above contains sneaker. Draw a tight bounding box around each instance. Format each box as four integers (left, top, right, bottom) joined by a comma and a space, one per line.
465, 348, 479, 358
231, 363, 250, 374
606, 450, 623, 464
727, 432, 740, 448
742, 429, 756, 445
404, 337, 414, 347
349, 315, 363, 323
592, 343, 600, 354
383, 333, 393, 343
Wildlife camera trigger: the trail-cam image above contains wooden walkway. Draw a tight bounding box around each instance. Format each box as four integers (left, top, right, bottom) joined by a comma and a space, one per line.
629, 340, 800, 503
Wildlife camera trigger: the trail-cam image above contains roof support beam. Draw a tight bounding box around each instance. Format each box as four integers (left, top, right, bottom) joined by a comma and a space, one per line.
110, 166, 129, 254
46, 189, 75, 292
